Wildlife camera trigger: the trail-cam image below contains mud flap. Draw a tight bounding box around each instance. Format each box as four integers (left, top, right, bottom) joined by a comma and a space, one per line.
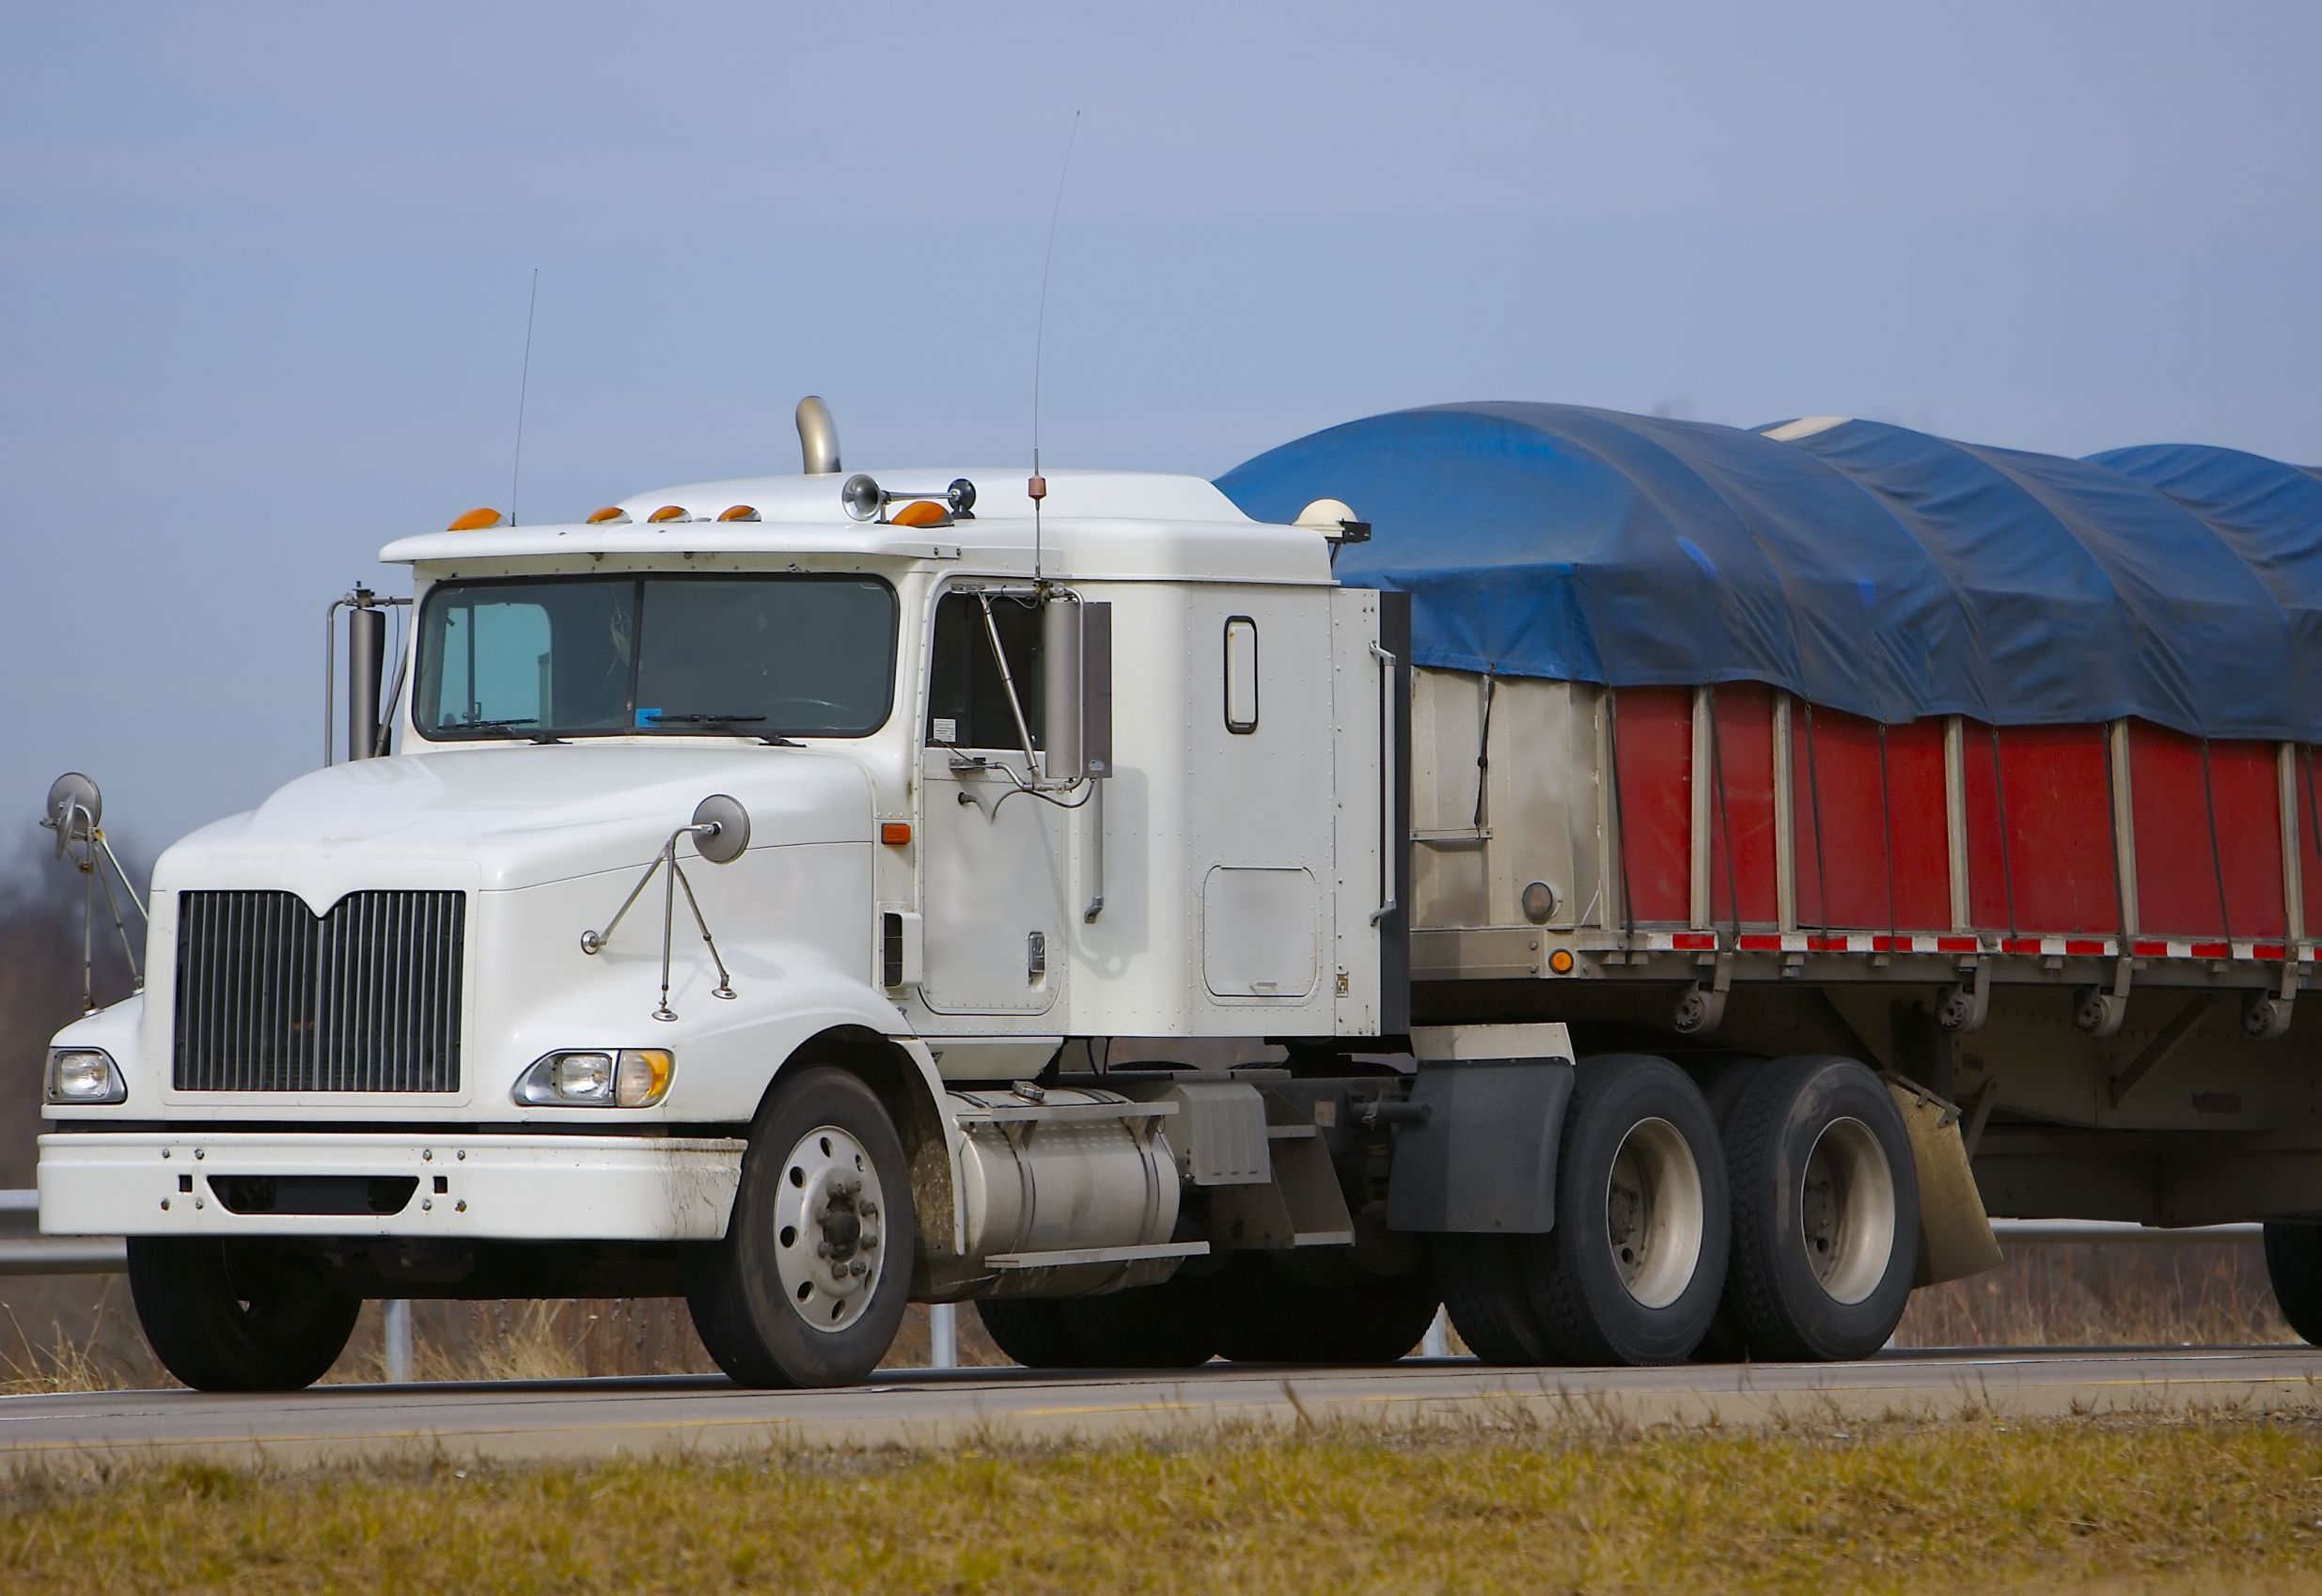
1885, 1075, 2003, 1286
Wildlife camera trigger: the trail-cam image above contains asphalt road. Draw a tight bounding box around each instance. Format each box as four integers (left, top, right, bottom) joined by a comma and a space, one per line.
5, 1348, 2319, 1466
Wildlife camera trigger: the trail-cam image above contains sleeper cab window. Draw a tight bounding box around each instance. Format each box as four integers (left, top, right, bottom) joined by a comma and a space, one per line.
926, 590, 1044, 750
1223, 616, 1258, 734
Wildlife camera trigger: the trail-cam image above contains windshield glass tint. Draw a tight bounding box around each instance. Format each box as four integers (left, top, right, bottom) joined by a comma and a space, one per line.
415, 575, 897, 740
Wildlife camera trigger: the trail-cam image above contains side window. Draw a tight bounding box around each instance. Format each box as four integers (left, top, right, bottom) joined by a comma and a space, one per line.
1224, 616, 1259, 734
926, 591, 1043, 749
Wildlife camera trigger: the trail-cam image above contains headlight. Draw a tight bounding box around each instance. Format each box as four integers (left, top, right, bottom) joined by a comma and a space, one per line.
514, 1049, 674, 1108
46, 1048, 127, 1105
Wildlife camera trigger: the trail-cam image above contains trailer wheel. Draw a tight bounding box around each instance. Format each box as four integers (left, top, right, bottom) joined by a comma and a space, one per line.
1691, 1056, 1767, 1362
2261, 1223, 2322, 1344
687, 1066, 917, 1388
1719, 1056, 1918, 1362
975, 1297, 1093, 1369
1519, 1055, 1730, 1365
125, 1237, 359, 1392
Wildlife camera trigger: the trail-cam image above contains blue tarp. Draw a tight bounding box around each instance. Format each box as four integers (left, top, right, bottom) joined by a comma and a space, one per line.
1216, 403, 2322, 741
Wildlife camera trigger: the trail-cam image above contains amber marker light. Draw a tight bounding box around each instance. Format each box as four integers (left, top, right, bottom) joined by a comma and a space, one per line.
889, 499, 948, 528
880, 821, 912, 846
1548, 949, 1577, 975
717, 505, 761, 522
586, 507, 630, 524
447, 508, 505, 531
647, 505, 689, 524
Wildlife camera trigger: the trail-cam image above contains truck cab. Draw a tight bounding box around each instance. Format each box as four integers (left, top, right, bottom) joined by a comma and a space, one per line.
37, 415, 1435, 1389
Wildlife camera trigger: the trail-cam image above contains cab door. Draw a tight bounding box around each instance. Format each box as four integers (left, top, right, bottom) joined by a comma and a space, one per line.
917, 587, 1066, 1016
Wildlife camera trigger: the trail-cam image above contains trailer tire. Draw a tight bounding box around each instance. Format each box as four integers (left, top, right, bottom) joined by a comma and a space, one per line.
1691, 1056, 1767, 1362
1518, 1055, 1730, 1366
1719, 1055, 1918, 1362
125, 1237, 359, 1392
687, 1066, 917, 1388
2262, 1223, 2322, 1345
975, 1297, 1093, 1369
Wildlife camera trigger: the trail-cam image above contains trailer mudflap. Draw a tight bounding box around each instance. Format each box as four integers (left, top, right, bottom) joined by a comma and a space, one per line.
1388, 1056, 1575, 1234
1886, 1076, 2004, 1286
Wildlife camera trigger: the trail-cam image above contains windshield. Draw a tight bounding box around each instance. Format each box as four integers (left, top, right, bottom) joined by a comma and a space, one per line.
414, 574, 898, 742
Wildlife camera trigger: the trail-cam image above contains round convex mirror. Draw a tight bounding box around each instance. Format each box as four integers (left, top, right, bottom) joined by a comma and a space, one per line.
691, 793, 751, 864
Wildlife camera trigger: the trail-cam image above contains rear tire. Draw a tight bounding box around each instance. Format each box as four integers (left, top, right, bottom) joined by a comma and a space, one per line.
1519, 1055, 1730, 1365
1212, 1253, 1440, 1365
687, 1066, 918, 1388
1438, 1234, 1552, 1365
2263, 1222, 2322, 1344
1059, 1267, 1223, 1369
1719, 1055, 1918, 1362
126, 1238, 359, 1392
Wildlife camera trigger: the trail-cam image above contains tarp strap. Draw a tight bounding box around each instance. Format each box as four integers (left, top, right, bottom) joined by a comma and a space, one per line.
2201, 740, 2234, 945
1473, 671, 1496, 831
1706, 686, 1742, 941
1605, 689, 1636, 942
1877, 723, 1898, 949
1803, 698, 1829, 936
1990, 725, 2020, 943
2101, 724, 2129, 937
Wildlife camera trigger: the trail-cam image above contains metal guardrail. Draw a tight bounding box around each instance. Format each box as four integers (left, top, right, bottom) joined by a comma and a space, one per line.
0, 1192, 2268, 1375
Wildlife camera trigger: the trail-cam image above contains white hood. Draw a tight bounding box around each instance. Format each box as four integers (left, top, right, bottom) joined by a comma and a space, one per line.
154, 745, 875, 898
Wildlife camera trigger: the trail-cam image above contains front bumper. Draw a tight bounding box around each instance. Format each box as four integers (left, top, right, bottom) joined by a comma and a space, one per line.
38, 1132, 744, 1242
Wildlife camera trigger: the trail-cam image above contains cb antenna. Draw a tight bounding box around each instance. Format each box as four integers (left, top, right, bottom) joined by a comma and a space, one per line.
510, 267, 540, 526
1028, 110, 1081, 583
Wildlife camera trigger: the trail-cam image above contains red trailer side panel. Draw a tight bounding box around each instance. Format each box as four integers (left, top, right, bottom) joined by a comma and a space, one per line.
2301, 749, 2322, 938
2208, 741, 2288, 942
1611, 687, 1693, 924
1792, 710, 1950, 932
2130, 723, 2228, 937
1706, 684, 1778, 929
1964, 723, 2118, 935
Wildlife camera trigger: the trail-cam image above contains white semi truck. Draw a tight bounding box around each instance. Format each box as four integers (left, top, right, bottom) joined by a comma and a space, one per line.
55, 395, 2322, 1393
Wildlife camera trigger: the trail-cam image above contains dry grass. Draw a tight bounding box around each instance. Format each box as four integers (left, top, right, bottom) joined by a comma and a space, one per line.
8, 1413, 2322, 1592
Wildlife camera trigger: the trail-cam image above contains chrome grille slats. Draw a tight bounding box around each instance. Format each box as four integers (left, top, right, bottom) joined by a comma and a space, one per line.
172, 889, 463, 1093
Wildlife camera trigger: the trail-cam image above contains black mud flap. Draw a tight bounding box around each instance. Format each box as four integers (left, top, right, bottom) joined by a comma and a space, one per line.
1387, 1056, 1575, 1234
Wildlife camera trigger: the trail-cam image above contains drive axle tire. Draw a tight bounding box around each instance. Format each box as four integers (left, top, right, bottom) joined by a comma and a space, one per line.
1719, 1056, 1918, 1362
688, 1066, 918, 1388
1519, 1055, 1730, 1366
1213, 1253, 1441, 1365
126, 1237, 360, 1392
2262, 1222, 2322, 1344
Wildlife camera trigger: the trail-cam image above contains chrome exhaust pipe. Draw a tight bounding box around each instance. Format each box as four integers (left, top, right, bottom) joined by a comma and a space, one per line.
796, 396, 840, 476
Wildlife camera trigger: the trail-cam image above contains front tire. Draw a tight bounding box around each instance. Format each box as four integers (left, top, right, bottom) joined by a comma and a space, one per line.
1719, 1055, 1918, 1362
688, 1066, 918, 1388
2263, 1222, 2322, 1344
125, 1238, 359, 1392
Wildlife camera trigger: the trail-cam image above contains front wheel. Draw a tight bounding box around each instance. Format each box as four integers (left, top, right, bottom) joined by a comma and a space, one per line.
688, 1066, 918, 1388
125, 1237, 359, 1392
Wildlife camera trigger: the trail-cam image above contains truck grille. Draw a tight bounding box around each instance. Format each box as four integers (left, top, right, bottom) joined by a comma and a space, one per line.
173, 890, 465, 1093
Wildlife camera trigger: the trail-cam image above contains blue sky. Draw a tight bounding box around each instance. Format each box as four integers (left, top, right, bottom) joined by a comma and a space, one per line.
5, 2, 2318, 853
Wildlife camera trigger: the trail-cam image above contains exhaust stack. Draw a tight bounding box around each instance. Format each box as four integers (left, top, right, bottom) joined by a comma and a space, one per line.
795, 396, 840, 476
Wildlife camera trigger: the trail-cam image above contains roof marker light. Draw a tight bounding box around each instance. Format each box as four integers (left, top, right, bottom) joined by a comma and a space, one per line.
647, 505, 690, 524
717, 504, 761, 523
890, 499, 948, 528
586, 507, 631, 525
447, 508, 505, 531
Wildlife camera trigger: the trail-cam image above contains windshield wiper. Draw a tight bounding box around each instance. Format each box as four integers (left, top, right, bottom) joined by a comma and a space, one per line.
449, 716, 567, 744
649, 712, 800, 747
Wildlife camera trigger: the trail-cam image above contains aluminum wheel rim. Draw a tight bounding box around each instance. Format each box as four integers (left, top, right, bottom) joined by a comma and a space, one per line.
1799, 1116, 1896, 1307
771, 1123, 887, 1335
1604, 1117, 1704, 1309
